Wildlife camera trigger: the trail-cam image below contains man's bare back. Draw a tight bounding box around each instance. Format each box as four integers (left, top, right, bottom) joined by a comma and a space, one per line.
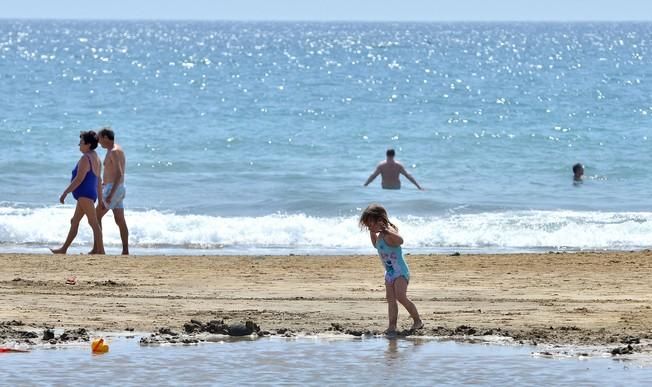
364, 149, 423, 190
376, 160, 404, 189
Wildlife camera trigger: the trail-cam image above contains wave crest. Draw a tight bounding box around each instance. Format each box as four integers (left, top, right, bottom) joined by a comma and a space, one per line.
1, 206, 651, 253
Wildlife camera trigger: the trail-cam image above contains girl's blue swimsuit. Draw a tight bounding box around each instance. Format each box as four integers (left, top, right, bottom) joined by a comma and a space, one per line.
375, 237, 410, 284
72, 155, 98, 201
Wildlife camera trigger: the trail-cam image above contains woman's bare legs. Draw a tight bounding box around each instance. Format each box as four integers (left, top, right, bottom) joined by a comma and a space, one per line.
50, 203, 84, 254
51, 198, 104, 255
80, 198, 104, 255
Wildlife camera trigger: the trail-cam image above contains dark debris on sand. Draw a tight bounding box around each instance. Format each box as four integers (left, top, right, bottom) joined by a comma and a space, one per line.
42, 328, 90, 345
140, 319, 264, 345
611, 344, 636, 356
0, 320, 38, 345
183, 319, 261, 337
328, 322, 375, 337
0, 321, 89, 346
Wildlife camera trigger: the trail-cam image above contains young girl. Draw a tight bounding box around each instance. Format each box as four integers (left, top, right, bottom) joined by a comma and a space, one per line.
359, 204, 423, 335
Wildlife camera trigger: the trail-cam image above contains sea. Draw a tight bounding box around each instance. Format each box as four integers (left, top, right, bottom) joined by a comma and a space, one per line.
1, 20, 651, 255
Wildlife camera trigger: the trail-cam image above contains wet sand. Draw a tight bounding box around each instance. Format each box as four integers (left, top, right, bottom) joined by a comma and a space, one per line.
1, 251, 652, 350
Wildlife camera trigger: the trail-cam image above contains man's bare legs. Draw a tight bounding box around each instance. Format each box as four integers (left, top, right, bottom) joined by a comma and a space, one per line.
112, 208, 129, 255
51, 198, 104, 254
95, 204, 129, 255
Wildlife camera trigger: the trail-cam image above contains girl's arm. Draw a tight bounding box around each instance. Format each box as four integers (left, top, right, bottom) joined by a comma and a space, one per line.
380, 225, 403, 247
369, 230, 378, 247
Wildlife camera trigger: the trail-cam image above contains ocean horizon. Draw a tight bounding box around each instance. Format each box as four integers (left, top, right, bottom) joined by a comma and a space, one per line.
1, 20, 651, 254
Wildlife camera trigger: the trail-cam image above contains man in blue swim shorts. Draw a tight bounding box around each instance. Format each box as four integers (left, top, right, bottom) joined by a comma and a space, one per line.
95, 127, 130, 255
102, 183, 126, 209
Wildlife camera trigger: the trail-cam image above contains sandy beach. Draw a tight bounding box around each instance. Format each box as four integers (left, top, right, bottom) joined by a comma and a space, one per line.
1, 251, 652, 349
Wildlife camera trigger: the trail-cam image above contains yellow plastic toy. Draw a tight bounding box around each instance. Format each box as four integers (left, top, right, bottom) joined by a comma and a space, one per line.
91, 338, 109, 354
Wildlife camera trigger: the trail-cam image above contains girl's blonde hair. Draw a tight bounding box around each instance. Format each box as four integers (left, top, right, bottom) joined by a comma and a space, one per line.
359, 203, 398, 231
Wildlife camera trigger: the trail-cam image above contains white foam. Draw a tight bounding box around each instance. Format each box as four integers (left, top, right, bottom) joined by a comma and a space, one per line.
1, 206, 651, 253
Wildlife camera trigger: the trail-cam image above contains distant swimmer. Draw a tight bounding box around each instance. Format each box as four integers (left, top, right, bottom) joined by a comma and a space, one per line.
572, 163, 584, 184
364, 149, 424, 190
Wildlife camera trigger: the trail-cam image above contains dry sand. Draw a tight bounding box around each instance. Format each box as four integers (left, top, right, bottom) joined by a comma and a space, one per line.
1, 251, 652, 350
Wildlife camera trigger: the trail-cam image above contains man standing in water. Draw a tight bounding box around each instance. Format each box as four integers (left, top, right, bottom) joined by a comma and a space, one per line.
364, 149, 424, 190
95, 127, 129, 255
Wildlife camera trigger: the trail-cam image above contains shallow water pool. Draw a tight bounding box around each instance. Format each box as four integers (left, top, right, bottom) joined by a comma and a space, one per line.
2, 336, 652, 386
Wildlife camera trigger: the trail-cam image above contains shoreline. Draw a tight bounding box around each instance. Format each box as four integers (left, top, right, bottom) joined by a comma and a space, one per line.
2, 251, 652, 354
7, 246, 646, 257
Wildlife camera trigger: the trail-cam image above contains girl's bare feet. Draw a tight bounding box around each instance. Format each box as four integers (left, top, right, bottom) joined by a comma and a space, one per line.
384, 329, 397, 338
49, 247, 66, 254
410, 320, 424, 331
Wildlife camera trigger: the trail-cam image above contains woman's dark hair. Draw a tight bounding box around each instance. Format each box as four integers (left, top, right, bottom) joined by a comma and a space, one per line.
80, 131, 99, 150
